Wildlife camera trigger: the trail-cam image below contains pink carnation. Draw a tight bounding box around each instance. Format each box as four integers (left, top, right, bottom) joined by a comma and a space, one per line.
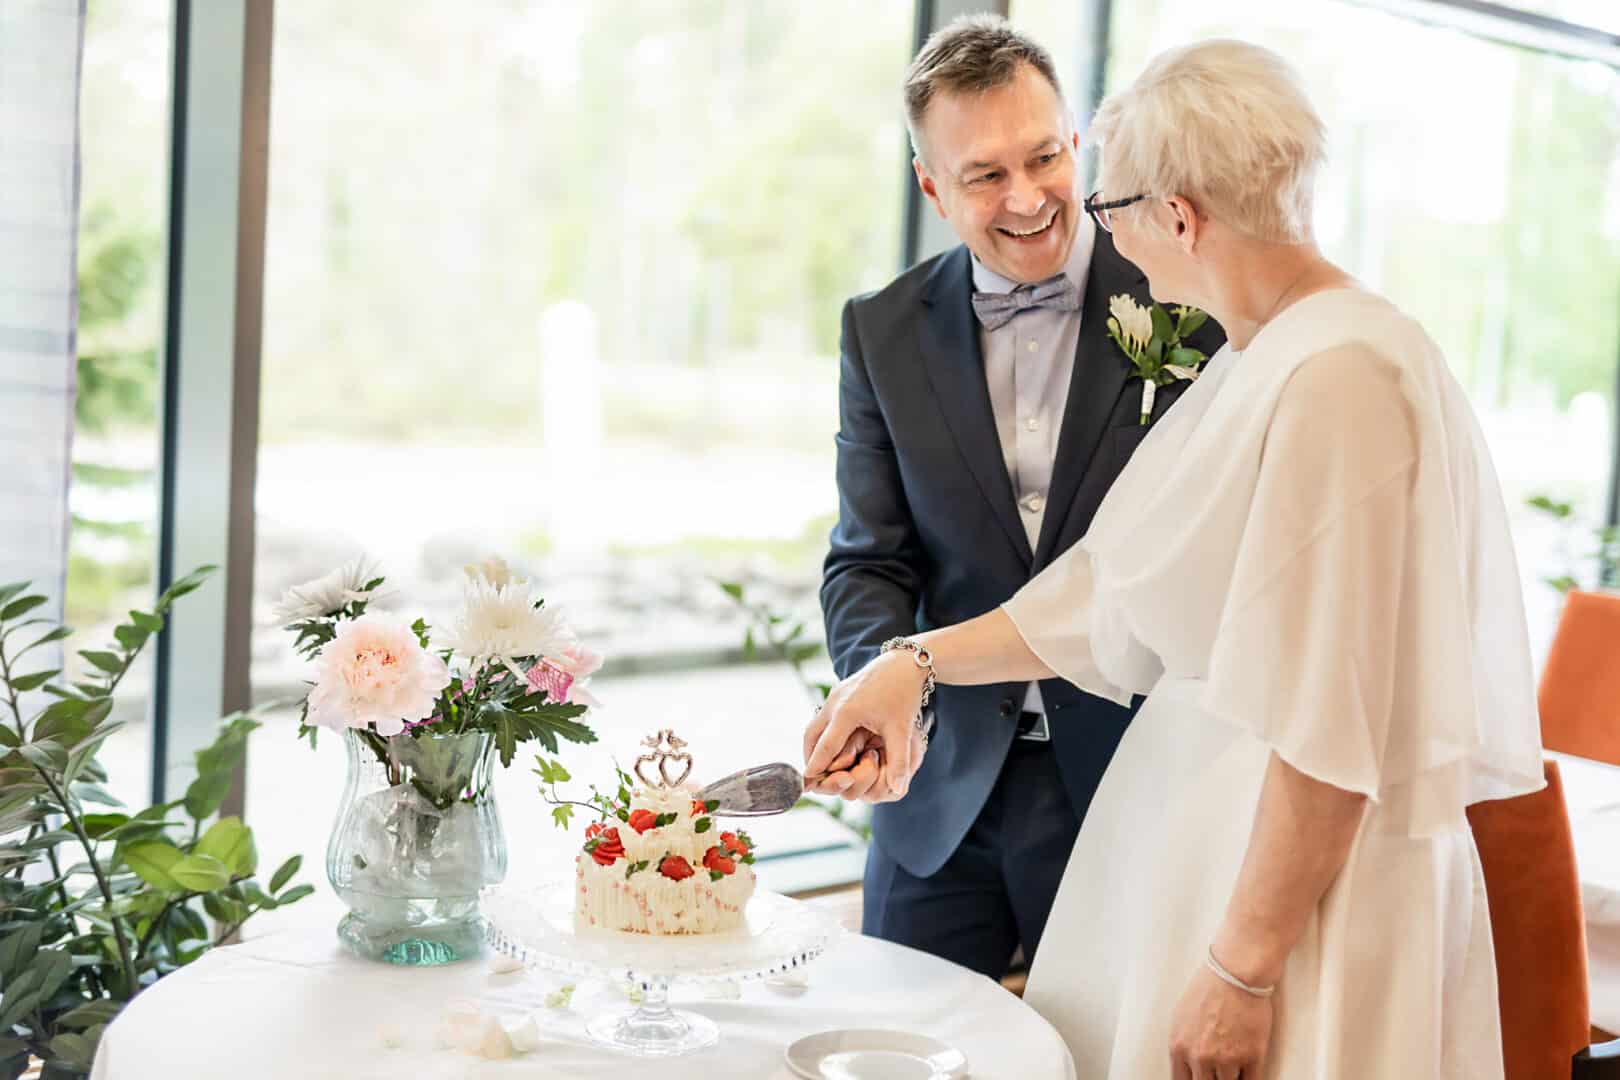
306, 614, 452, 736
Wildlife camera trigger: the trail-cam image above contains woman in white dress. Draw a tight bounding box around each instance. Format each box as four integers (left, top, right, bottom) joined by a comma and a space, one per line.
805, 40, 1544, 1079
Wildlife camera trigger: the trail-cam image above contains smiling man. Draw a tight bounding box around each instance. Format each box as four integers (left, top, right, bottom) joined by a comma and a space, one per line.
815, 16, 1222, 979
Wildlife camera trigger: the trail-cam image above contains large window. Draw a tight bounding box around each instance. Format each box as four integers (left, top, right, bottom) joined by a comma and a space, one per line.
244, 1, 912, 917
1018, 0, 1620, 653
70, 0, 174, 808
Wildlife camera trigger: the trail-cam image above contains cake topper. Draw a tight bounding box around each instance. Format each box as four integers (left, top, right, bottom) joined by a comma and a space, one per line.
633, 729, 693, 789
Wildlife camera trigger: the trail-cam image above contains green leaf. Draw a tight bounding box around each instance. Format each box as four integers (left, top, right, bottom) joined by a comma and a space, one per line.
128, 610, 164, 633
121, 841, 185, 892
1167, 347, 1206, 370
0, 583, 29, 610
0, 595, 46, 622
716, 581, 744, 602
551, 804, 573, 830
268, 854, 302, 894
0, 923, 43, 979
56, 999, 123, 1030
113, 623, 150, 651
195, 817, 257, 877
0, 726, 17, 749
7, 669, 60, 693
79, 650, 124, 674
31, 946, 74, 1000
0, 969, 44, 1032
275, 884, 315, 906
695, 817, 712, 833
81, 812, 131, 839
63, 721, 125, 789
18, 739, 67, 771
1148, 303, 1174, 343
47, 1031, 95, 1068
156, 565, 217, 609
13, 624, 73, 660
183, 769, 233, 821
170, 853, 231, 892
70, 780, 124, 807
742, 626, 756, 660
1175, 306, 1208, 337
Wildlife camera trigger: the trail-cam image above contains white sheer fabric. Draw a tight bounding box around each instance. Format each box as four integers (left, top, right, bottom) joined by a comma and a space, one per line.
0, 0, 83, 628
1003, 289, 1545, 1078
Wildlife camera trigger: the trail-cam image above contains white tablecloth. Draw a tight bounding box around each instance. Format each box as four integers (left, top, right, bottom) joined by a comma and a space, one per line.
90, 927, 1075, 1079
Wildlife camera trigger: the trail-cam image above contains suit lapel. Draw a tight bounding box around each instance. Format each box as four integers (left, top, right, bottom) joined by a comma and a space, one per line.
919, 247, 1033, 567
1032, 231, 1146, 569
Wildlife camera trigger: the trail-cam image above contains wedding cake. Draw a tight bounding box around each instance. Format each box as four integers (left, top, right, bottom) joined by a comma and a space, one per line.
572, 734, 757, 935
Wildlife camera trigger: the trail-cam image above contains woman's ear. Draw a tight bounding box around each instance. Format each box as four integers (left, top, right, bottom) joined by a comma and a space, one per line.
1165, 195, 1200, 252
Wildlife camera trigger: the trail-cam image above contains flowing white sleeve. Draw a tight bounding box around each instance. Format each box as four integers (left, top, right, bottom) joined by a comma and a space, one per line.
1199, 345, 1425, 798
1000, 535, 1144, 709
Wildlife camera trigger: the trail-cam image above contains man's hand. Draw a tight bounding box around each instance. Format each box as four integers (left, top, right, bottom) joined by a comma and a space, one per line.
803, 652, 930, 801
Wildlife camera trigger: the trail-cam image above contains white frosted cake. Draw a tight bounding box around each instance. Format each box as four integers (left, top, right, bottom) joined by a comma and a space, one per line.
574, 783, 757, 935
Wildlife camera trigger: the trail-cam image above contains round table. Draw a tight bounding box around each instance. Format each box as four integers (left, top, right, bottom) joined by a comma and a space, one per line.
89, 927, 1076, 1079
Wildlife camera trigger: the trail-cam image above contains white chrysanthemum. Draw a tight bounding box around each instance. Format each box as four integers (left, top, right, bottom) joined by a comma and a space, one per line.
272, 556, 388, 626
305, 614, 450, 736
441, 578, 575, 667
1108, 294, 1154, 351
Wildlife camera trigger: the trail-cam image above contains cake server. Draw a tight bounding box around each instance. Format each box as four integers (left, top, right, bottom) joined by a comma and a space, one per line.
696, 761, 807, 816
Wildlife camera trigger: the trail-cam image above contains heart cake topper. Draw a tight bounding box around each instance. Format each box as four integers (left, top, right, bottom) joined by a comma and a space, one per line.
633, 729, 693, 790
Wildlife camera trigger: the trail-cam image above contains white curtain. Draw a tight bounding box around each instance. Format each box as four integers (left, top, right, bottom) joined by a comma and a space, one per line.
0, 0, 84, 626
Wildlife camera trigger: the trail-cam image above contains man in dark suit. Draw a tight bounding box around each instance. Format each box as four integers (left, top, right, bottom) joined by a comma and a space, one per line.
812, 16, 1223, 979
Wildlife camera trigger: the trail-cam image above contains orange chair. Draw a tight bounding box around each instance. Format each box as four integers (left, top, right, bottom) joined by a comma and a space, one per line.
1539, 590, 1620, 766
1469, 759, 1595, 1078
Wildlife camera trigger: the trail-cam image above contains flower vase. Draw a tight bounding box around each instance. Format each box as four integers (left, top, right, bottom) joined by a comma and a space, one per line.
326, 728, 507, 965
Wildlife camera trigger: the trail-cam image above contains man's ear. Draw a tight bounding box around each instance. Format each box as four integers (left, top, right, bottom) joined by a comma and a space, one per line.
914, 157, 947, 220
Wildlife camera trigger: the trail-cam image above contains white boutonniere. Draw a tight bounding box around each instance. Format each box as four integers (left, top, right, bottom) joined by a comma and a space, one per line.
1106, 295, 1211, 424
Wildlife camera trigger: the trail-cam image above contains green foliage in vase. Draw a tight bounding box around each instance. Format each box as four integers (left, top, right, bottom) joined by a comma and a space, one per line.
0, 568, 311, 1078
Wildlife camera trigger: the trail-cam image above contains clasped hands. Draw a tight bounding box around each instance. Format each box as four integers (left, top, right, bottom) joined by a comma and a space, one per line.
802, 650, 930, 803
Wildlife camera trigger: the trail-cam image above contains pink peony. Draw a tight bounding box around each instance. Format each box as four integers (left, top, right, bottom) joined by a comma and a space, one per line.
306, 614, 452, 736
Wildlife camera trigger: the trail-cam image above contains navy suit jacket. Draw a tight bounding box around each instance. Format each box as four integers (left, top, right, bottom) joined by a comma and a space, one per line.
821, 233, 1225, 877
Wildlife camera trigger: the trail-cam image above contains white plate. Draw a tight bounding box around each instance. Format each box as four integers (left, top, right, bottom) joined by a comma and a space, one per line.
786, 1029, 969, 1080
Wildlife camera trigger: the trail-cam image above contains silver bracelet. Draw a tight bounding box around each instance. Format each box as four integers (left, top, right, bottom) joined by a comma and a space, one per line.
879, 637, 936, 742
1205, 947, 1275, 999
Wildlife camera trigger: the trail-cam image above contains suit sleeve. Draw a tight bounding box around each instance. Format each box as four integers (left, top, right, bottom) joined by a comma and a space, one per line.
820, 298, 926, 680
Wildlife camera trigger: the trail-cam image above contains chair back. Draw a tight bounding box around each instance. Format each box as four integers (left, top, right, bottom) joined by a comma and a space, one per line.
1540, 590, 1620, 765
1468, 759, 1590, 1080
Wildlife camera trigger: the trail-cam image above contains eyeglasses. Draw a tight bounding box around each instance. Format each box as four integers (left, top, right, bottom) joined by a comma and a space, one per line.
1084, 190, 1147, 234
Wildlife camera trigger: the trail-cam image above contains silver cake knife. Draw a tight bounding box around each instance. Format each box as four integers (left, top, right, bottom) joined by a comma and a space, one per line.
695, 762, 807, 817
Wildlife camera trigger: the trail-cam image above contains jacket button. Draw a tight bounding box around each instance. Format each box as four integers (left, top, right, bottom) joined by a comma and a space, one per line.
999, 698, 1017, 719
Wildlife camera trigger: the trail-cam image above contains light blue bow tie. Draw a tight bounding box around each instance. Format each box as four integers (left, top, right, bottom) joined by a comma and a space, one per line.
971, 274, 1081, 331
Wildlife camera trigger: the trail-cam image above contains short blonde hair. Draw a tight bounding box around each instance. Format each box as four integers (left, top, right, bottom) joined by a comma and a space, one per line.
1090, 40, 1326, 243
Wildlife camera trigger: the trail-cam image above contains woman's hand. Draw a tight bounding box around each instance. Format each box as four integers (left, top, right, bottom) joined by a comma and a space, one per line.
803, 651, 929, 801
1167, 964, 1273, 1080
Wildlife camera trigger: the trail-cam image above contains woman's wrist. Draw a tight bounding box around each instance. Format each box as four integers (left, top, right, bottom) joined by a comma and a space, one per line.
1210, 921, 1288, 990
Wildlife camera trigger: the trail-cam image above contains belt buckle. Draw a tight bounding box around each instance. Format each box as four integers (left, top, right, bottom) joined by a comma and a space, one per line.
1016, 710, 1051, 742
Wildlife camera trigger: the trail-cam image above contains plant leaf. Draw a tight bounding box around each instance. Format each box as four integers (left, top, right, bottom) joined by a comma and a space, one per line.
268, 854, 302, 894
0, 923, 43, 980
8, 669, 59, 693
121, 841, 185, 892
183, 769, 233, 821
275, 884, 315, 906
128, 610, 164, 633
170, 853, 231, 892
156, 565, 217, 609
195, 817, 256, 877
79, 650, 124, 675
0, 595, 46, 622
55, 999, 123, 1030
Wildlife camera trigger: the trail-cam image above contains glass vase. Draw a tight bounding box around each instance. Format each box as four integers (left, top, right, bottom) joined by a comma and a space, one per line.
326, 728, 507, 965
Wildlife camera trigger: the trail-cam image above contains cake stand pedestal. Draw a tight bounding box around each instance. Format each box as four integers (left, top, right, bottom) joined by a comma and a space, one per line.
482, 881, 839, 1057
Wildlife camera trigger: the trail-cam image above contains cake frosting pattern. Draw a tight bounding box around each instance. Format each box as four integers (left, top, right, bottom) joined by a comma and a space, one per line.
573, 782, 756, 935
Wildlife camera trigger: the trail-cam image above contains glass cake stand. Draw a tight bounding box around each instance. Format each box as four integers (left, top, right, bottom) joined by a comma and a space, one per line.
482, 880, 841, 1057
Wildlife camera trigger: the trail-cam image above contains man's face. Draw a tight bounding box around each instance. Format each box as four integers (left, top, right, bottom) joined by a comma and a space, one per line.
914, 63, 1080, 284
